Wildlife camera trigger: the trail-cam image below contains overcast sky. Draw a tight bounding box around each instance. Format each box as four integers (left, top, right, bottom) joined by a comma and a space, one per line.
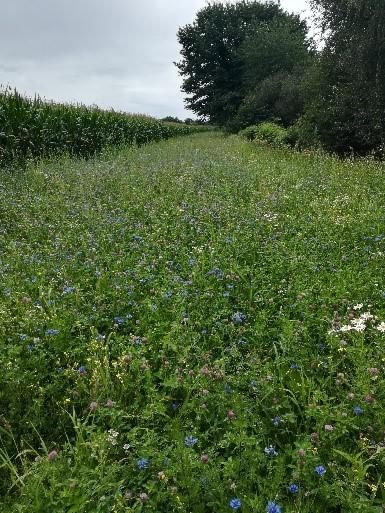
0, 0, 311, 119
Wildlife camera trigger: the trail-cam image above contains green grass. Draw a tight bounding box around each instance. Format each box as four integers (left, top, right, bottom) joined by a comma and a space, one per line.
1, 132, 385, 512
0, 87, 206, 167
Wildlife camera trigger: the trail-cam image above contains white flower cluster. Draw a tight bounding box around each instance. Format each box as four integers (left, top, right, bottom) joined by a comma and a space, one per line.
107, 429, 119, 446
329, 305, 385, 334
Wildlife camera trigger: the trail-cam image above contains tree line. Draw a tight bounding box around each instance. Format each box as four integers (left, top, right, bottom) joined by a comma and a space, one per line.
176, 0, 385, 156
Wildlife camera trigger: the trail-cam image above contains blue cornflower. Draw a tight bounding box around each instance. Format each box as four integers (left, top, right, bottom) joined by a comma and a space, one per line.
78, 365, 87, 375
114, 316, 125, 325
266, 501, 281, 513
137, 458, 149, 470
224, 383, 233, 394
229, 498, 241, 510
273, 416, 281, 426
231, 312, 247, 323
353, 405, 363, 415
264, 445, 278, 456
315, 465, 326, 476
63, 286, 75, 294
27, 343, 36, 352
207, 267, 224, 279
46, 328, 60, 336
19, 334, 28, 341
290, 363, 299, 369
288, 483, 299, 493
184, 435, 198, 448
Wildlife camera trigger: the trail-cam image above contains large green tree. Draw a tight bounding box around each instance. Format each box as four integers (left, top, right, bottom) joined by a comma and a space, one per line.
176, 1, 310, 127
305, 0, 385, 154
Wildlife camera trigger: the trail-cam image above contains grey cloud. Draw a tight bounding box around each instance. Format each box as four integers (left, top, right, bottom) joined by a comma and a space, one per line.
0, 0, 310, 118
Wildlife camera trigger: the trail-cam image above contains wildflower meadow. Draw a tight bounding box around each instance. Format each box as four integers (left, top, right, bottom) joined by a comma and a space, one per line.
1, 132, 385, 512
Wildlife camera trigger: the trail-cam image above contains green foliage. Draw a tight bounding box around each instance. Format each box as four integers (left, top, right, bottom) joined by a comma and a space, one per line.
304, 0, 385, 155
1, 133, 385, 511
0, 87, 206, 168
251, 121, 288, 147
238, 125, 260, 141
176, 1, 311, 128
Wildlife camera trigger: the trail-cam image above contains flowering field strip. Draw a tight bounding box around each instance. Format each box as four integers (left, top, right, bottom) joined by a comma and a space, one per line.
0, 87, 206, 167
0, 133, 385, 512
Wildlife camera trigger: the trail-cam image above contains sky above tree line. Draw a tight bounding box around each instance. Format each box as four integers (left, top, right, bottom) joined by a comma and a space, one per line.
0, 0, 310, 118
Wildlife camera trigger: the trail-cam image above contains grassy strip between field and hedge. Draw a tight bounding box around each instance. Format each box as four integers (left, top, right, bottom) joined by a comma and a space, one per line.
1, 132, 385, 512
0, 87, 208, 167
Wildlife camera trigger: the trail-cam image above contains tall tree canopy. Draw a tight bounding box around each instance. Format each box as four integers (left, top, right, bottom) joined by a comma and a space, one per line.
176, 1, 311, 128
305, 0, 385, 154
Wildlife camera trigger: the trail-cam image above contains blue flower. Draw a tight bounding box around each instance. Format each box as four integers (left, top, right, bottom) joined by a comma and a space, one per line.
288, 483, 299, 493
231, 312, 246, 323
229, 498, 241, 510
207, 267, 224, 278
290, 363, 299, 369
353, 406, 363, 415
273, 416, 281, 426
46, 328, 60, 336
184, 435, 198, 448
266, 501, 281, 513
137, 458, 149, 470
19, 334, 28, 341
264, 445, 278, 456
78, 365, 87, 375
114, 316, 125, 325
63, 286, 75, 294
315, 465, 326, 476
224, 383, 233, 394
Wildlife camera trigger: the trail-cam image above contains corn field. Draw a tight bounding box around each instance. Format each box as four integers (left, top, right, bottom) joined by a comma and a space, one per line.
0, 87, 206, 167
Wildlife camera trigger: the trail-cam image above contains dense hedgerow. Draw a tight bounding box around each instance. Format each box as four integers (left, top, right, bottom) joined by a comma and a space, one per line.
1, 133, 385, 512
0, 87, 207, 167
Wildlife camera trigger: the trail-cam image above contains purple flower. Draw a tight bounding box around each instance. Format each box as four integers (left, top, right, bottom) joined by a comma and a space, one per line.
47, 450, 58, 461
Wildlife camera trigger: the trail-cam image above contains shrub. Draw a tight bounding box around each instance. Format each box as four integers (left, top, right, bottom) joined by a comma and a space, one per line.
253, 122, 288, 147
238, 125, 260, 141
